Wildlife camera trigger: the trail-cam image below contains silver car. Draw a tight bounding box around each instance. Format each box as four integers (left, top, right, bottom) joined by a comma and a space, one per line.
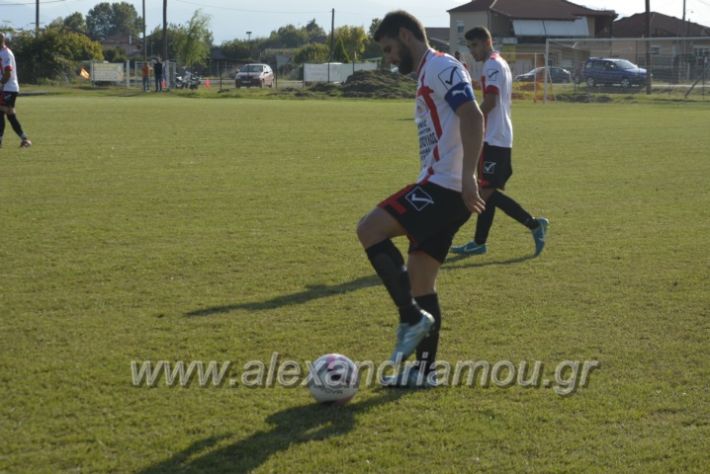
235, 63, 274, 88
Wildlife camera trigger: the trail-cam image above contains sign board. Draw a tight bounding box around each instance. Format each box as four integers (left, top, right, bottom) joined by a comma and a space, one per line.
91, 63, 125, 82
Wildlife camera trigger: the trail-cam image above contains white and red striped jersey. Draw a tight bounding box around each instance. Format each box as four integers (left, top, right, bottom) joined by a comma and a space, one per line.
0, 46, 19, 93
480, 52, 513, 148
415, 49, 476, 192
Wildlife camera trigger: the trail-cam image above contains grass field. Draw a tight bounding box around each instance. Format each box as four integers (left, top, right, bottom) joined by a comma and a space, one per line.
1, 93, 709, 473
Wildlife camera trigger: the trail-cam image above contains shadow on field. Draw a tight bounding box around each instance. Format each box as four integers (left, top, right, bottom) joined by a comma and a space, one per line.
185, 254, 534, 317
137, 390, 409, 474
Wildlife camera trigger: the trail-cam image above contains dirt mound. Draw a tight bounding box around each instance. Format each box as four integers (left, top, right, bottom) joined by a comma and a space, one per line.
341, 69, 416, 98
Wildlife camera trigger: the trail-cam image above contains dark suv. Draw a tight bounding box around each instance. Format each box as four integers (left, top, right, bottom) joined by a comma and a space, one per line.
581, 58, 648, 88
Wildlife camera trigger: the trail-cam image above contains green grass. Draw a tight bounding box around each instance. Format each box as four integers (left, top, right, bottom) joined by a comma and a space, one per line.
1, 94, 709, 473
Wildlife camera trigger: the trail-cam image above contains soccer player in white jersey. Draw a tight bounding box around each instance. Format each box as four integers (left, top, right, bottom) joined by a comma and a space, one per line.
451, 27, 548, 256
356, 11, 485, 388
0, 33, 31, 148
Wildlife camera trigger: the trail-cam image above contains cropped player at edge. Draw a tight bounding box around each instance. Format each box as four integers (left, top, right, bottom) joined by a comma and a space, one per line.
356, 11, 485, 388
451, 26, 548, 257
0, 33, 31, 148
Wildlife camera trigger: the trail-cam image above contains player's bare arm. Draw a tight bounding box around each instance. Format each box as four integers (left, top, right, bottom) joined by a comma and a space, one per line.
456, 100, 485, 214
480, 92, 497, 116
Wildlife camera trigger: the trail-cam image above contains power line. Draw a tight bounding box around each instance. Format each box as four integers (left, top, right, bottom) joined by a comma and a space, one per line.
173, 0, 328, 15
0, 0, 68, 5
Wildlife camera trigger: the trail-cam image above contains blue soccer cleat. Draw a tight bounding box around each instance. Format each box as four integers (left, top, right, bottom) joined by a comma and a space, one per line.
450, 241, 487, 255
532, 217, 550, 256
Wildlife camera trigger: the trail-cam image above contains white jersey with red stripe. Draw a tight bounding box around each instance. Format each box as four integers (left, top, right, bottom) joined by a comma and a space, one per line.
415, 49, 476, 192
0, 46, 19, 93
480, 52, 512, 148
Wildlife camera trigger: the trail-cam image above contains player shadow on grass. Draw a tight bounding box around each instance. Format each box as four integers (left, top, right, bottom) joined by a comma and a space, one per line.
186, 254, 535, 317
137, 390, 410, 474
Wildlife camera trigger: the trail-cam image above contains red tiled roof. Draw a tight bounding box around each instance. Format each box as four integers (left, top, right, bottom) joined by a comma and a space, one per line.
613, 11, 710, 37
448, 0, 615, 20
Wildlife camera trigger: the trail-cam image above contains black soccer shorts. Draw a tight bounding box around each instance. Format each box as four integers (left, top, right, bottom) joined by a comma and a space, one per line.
378, 181, 472, 263
478, 143, 513, 189
0, 91, 18, 108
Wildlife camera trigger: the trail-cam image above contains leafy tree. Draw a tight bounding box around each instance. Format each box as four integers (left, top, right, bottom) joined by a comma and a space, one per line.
86, 2, 142, 41
175, 10, 213, 67
369, 18, 381, 39
294, 43, 329, 64
146, 24, 181, 60
64, 12, 88, 35
103, 46, 127, 62
304, 19, 326, 42
332, 36, 350, 63
265, 24, 309, 49
12, 29, 103, 82
335, 26, 367, 62
220, 39, 253, 61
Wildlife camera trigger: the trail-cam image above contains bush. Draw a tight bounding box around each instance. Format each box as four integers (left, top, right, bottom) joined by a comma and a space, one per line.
12, 29, 104, 83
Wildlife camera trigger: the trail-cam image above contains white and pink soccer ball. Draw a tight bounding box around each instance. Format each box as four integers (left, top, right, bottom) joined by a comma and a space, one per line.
307, 353, 359, 404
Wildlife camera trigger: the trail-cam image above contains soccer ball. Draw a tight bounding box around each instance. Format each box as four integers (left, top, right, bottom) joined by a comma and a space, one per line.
307, 353, 359, 404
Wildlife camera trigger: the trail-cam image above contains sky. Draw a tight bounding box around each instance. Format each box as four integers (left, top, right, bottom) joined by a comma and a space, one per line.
1, 0, 709, 44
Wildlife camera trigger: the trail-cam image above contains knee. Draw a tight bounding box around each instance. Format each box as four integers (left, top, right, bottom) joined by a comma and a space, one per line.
356, 215, 371, 245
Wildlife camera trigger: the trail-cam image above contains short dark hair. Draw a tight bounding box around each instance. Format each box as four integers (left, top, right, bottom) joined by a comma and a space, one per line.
374, 10, 427, 43
465, 26, 492, 42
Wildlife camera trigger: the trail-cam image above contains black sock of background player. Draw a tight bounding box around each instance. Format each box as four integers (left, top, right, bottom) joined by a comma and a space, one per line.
7, 114, 26, 139
365, 239, 421, 325
0, 112, 5, 140
415, 293, 441, 374
474, 192, 497, 245
494, 191, 539, 230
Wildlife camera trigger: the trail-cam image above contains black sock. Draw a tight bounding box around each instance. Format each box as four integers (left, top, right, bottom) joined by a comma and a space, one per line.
494, 191, 538, 230
415, 293, 441, 374
365, 239, 420, 324
7, 114, 26, 139
0, 112, 5, 140
474, 192, 497, 245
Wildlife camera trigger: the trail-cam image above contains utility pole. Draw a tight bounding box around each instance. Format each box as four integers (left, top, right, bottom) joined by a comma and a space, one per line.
143, 0, 147, 62
645, 0, 652, 94
682, 0, 687, 35
35, 0, 39, 35
162, 0, 168, 62
328, 8, 335, 83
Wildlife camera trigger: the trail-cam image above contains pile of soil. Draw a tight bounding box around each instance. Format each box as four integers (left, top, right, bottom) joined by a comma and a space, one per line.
341, 70, 416, 98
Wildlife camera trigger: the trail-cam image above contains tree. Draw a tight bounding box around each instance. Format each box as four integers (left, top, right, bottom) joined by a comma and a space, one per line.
86, 2, 142, 41
146, 24, 181, 60
368, 18, 381, 39
86, 3, 113, 40
12, 29, 103, 83
334, 26, 367, 62
265, 24, 309, 49
220, 39, 253, 61
304, 19, 326, 42
64, 12, 87, 35
332, 36, 350, 63
175, 10, 212, 67
294, 43, 329, 64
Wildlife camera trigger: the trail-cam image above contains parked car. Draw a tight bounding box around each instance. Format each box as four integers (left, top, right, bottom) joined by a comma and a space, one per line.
515, 66, 572, 83
235, 63, 274, 88
580, 58, 648, 88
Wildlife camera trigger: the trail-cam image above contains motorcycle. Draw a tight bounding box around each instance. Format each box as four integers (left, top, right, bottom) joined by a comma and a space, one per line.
175, 71, 202, 90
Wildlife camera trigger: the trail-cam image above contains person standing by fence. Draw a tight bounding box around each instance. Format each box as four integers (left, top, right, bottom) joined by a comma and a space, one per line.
142, 62, 151, 92
154, 59, 163, 92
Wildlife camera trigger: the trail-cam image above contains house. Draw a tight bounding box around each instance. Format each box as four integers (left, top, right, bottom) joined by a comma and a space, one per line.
448, 0, 616, 74
613, 11, 710, 38
101, 32, 142, 58
425, 27, 451, 51
604, 12, 710, 82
